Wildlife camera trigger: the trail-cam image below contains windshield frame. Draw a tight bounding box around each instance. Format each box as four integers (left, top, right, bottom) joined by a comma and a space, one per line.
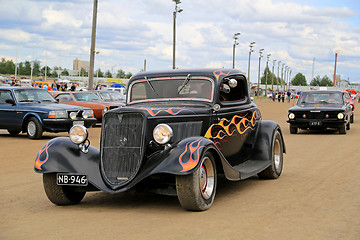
127, 76, 215, 105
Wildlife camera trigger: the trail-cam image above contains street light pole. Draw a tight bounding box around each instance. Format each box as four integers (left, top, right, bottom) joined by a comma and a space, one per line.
247, 42, 255, 82
172, 0, 182, 70
232, 33, 240, 69
277, 61, 281, 91
281, 63, 285, 91
257, 49, 264, 97
88, 0, 98, 90
271, 60, 276, 92
265, 53, 271, 96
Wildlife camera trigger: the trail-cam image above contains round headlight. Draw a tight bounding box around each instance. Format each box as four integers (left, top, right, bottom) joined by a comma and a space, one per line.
69, 125, 88, 144
69, 112, 77, 120
337, 113, 344, 119
289, 113, 295, 120
153, 124, 173, 145
82, 110, 89, 119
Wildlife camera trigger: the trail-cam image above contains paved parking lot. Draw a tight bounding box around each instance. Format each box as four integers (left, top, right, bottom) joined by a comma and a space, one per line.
0, 99, 359, 240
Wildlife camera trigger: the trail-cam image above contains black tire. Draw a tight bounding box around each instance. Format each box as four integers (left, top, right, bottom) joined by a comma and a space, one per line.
43, 173, 85, 205
350, 114, 354, 124
338, 124, 346, 134
26, 117, 43, 139
289, 126, 298, 134
176, 151, 217, 211
7, 129, 20, 135
258, 130, 284, 179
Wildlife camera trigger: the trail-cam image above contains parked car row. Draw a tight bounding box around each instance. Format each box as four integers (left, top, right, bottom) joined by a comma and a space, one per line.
0, 87, 125, 139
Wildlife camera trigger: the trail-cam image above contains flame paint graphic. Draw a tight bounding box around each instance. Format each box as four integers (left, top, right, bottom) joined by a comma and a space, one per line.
179, 139, 205, 172
205, 111, 257, 141
213, 70, 231, 82
34, 142, 54, 170
141, 107, 189, 116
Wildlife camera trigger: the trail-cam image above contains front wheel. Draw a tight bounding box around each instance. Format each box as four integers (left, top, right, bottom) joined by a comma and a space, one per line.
176, 152, 217, 211
258, 130, 284, 179
26, 117, 43, 139
43, 173, 86, 205
338, 124, 346, 134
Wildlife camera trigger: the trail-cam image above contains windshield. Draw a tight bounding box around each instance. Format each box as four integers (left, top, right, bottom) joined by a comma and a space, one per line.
129, 77, 213, 103
73, 92, 102, 101
298, 92, 343, 105
14, 89, 57, 103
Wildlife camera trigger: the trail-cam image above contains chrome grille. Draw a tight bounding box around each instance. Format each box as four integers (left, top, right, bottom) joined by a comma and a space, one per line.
101, 112, 145, 187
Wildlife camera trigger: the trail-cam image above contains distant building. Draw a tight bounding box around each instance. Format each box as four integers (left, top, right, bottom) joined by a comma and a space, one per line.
73, 59, 90, 72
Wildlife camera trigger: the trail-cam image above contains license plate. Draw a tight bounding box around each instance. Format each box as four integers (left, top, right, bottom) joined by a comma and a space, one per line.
73, 121, 84, 126
309, 121, 322, 126
57, 173, 88, 186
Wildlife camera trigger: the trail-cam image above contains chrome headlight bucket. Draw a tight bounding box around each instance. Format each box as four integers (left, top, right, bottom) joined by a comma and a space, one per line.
82, 110, 93, 119
337, 113, 344, 119
69, 125, 88, 144
288, 113, 295, 120
153, 124, 173, 145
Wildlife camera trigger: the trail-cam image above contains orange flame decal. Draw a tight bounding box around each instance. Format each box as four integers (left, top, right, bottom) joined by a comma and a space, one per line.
179, 139, 204, 172
34, 142, 54, 170
205, 111, 257, 141
141, 107, 189, 116
213, 70, 231, 82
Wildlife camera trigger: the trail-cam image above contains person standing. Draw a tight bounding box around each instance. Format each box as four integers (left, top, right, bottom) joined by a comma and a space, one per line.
287, 90, 291, 103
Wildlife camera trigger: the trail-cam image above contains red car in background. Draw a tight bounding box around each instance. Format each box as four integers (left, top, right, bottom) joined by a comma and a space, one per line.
343, 90, 354, 123
53, 91, 121, 122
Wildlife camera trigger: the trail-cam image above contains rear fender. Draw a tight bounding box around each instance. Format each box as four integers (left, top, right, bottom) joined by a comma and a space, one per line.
249, 120, 286, 161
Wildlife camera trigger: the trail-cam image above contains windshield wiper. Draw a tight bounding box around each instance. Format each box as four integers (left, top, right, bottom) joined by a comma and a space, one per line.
145, 76, 158, 96
177, 74, 191, 95
19, 100, 35, 102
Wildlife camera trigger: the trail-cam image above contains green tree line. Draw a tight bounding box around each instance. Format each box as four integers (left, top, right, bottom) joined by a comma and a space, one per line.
0, 58, 132, 79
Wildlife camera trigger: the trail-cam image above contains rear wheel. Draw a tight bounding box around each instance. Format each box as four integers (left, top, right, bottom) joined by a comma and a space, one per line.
346, 121, 350, 130
176, 152, 217, 211
43, 173, 86, 205
258, 130, 284, 179
7, 129, 20, 135
350, 114, 354, 123
289, 126, 298, 134
26, 117, 43, 139
338, 124, 346, 134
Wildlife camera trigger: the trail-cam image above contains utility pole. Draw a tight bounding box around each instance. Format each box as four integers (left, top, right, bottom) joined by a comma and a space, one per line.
144, 59, 147, 71
88, 0, 98, 90
311, 57, 315, 82
232, 33, 240, 69
265, 54, 271, 96
172, 0, 182, 69
277, 61, 281, 91
271, 60, 276, 92
333, 53, 338, 86
248, 42, 255, 82
257, 49, 264, 97
281, 63, 285, 91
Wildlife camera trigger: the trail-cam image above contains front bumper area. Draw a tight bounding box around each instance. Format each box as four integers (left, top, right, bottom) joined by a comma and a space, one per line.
42, 117, 97, 131
287, 119, 346, 129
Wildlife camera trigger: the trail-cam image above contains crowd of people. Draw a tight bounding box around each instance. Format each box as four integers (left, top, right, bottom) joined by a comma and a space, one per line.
9, 79, 79, 92
270, 90, 294, 103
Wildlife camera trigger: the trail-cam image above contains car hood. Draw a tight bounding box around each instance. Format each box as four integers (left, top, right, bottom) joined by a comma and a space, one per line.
109, 101, 212, 117
18, 102, 87, 111
289, 103, 345, 111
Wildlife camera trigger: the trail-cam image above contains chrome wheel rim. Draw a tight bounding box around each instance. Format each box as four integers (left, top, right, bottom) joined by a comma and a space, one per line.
27, 121, 36, 137
199, 157, 215, 200
274, 138, 281, 170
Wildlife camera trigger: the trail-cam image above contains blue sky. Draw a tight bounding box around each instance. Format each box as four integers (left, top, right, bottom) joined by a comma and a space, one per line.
0, 0, 359, 83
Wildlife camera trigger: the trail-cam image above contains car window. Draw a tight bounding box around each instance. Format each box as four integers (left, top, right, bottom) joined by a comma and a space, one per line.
0, 90, 13, 104
73, 92, 101, 101
56, 93, 74, 102
129, 78, 213, 103
14, 89, 57, 103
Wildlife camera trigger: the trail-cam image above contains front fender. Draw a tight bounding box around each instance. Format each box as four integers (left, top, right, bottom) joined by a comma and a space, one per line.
143, 137, 240, 180
33, 137, 111, 192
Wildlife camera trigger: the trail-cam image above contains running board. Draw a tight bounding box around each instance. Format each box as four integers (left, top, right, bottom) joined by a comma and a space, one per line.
233, 160, 271, 180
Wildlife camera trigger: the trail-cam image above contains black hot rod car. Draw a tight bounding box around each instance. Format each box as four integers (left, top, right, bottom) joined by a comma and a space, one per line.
34, 69, 286, 211
287, 90, 353, 134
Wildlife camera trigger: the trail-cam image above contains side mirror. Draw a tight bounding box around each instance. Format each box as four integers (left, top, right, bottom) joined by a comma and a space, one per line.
5, 99, 16, 105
